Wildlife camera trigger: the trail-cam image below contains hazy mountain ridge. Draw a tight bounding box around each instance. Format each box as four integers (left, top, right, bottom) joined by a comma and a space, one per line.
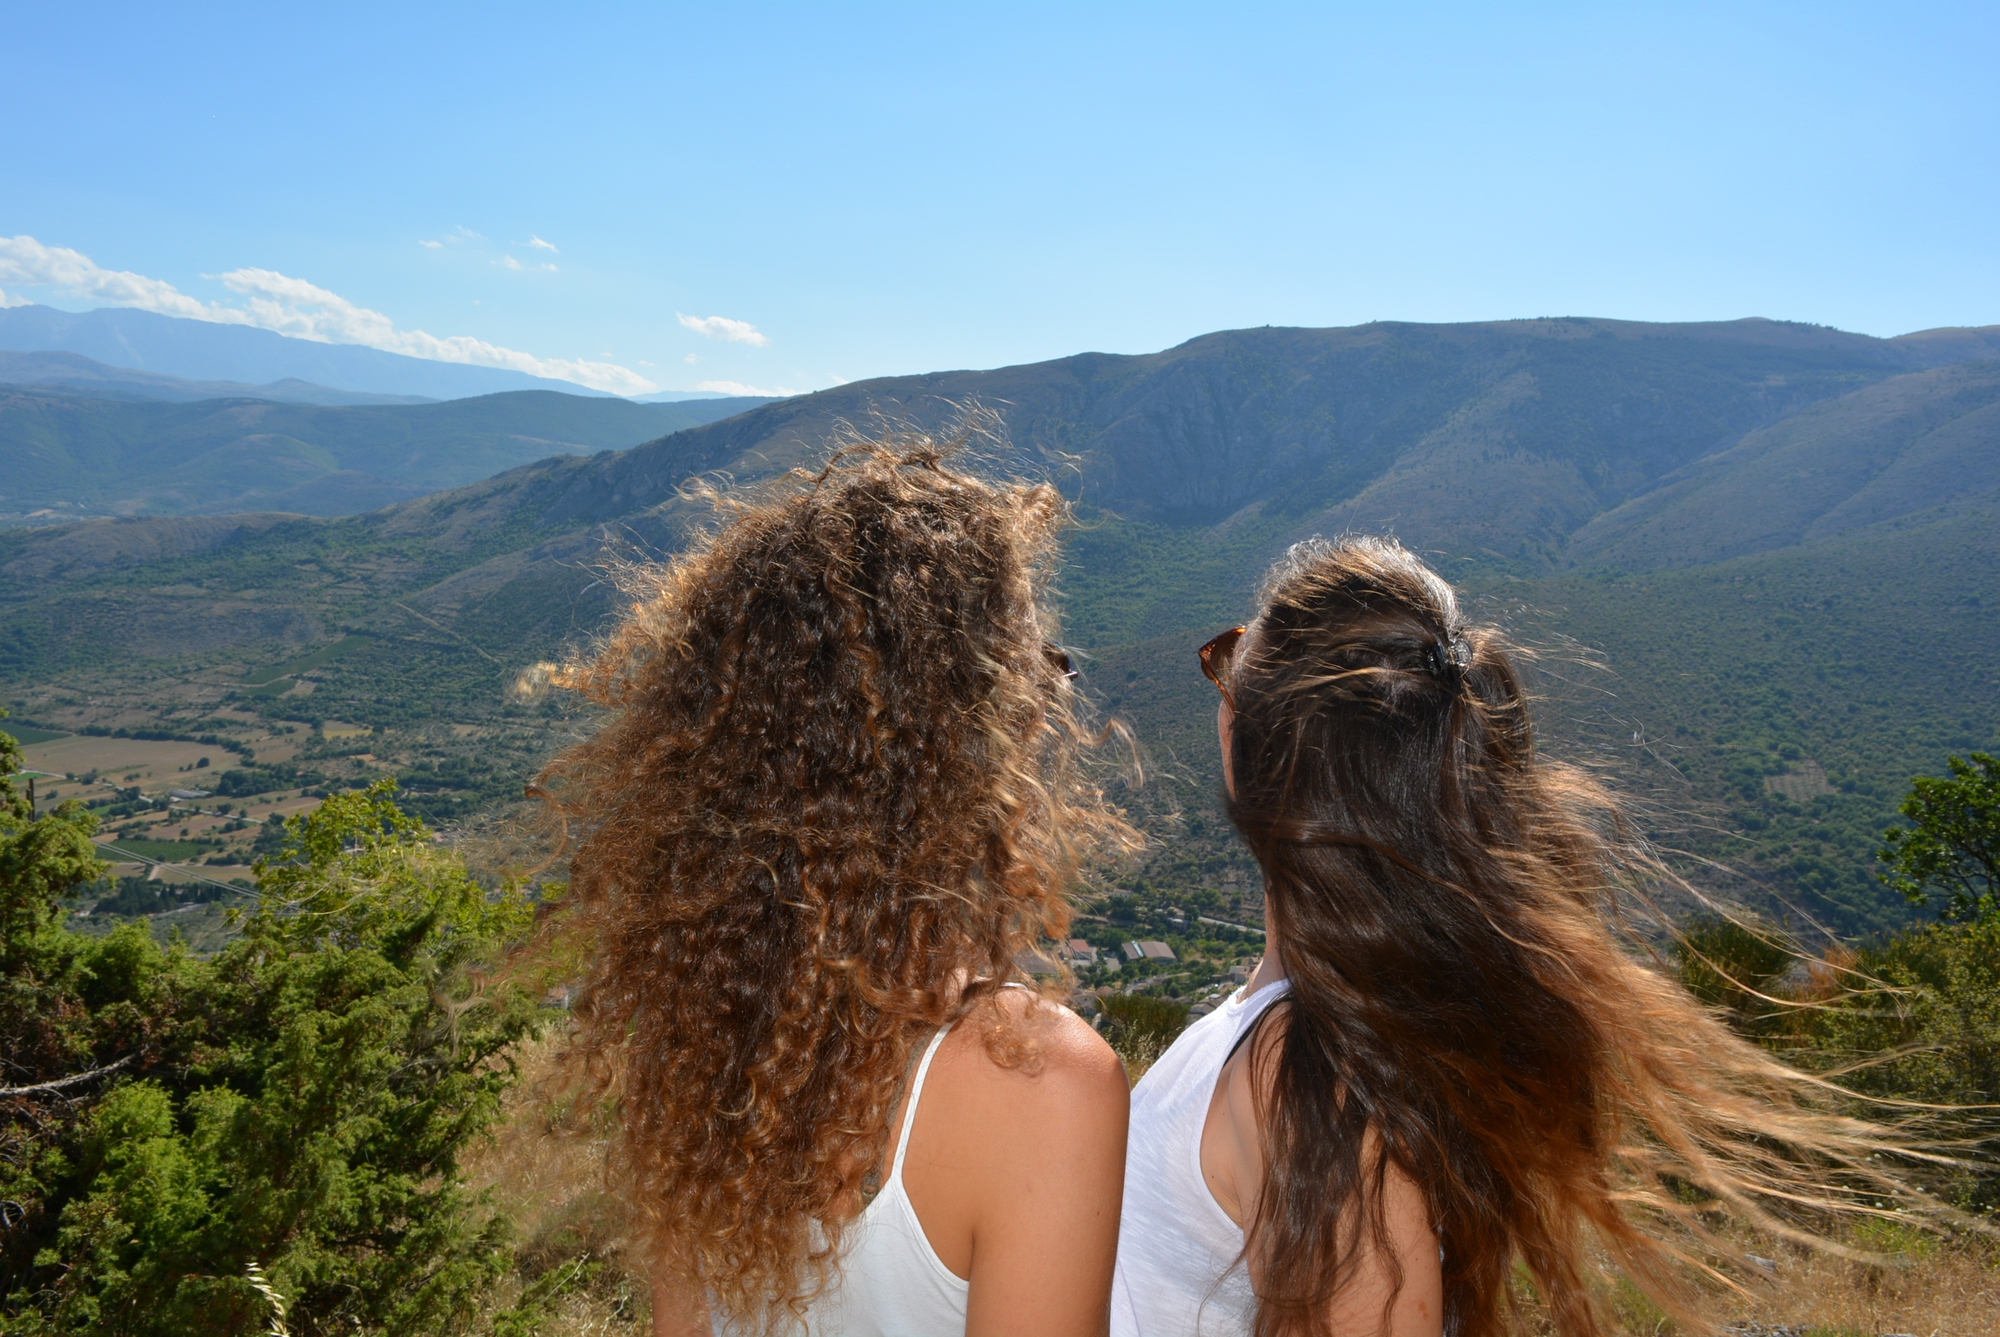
0, 305, 626, 400
0, 349, 436, 406
7, 315, 1996, 665
8, 315, 1995, 641
0, 386, 776, 520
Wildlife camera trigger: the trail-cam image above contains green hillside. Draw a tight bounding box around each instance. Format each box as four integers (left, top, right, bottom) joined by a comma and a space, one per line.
3, 316, 1996, 935
0, 386, 772, 520
1531, 496, 2000, 932
1037, 497, 2000, 935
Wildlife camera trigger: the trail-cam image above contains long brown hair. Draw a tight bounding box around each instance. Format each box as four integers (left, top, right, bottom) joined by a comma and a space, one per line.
1220, 536, 1939, 1337
538, 439, 1130, 1328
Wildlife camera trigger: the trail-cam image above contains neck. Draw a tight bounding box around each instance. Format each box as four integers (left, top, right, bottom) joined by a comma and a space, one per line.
1245, 892, 1287, 994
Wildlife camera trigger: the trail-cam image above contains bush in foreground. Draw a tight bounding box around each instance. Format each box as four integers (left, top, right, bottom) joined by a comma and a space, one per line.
1674, 753, 2000, 1215
1, 741, 558, 1336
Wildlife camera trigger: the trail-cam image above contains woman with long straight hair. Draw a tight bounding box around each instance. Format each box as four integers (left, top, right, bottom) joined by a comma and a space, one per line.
540, 441, 1136, 1336
1113, 536, 1937, 1337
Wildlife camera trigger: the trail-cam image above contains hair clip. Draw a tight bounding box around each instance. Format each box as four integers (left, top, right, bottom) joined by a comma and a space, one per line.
1424, 636, 1471, 683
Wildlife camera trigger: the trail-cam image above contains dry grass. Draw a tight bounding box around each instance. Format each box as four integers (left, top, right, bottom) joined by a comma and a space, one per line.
1112, 1030, 1169, 1087
1687, 1231, 2000, 1337
1577, 1219, 2000, 1337
463, 1033, 649, 1335
467, 1038, 1994, 1337
21, 732, 237, 781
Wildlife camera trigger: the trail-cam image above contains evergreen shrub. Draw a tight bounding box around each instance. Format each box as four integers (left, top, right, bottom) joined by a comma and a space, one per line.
2, 721, 561, 1336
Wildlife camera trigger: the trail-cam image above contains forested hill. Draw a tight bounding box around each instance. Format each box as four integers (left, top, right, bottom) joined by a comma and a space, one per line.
3, 314, 1997, 933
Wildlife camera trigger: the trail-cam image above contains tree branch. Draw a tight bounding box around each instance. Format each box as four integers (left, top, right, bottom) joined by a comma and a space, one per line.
0, 1054, 133, 1097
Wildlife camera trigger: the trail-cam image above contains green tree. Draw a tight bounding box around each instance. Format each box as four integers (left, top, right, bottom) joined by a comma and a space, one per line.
2, 759, 555, 1336
1671, 916, 1798, 1038
1878, 752, 2000, 922
1678, 759, 2000, 1215
0, 709, 108, 978
1790, 916, 2000, 1213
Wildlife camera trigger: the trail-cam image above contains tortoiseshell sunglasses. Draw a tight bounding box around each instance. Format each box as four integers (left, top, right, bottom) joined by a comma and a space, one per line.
1198, 626, 1247, 706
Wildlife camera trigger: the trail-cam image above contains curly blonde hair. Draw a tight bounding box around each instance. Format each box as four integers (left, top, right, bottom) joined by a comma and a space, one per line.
536, 438, 1130, 1328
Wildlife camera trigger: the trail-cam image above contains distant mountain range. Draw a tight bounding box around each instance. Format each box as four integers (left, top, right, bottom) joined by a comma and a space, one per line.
0, 381, 776, 519
0, 304, 737, 402
3, 314, 1996, 932
0, 350, 437, 406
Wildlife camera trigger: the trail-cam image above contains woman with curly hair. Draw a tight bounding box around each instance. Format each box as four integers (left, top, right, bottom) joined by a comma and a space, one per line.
1113, 536, 1943, 1337
539, 441, 1136, 1337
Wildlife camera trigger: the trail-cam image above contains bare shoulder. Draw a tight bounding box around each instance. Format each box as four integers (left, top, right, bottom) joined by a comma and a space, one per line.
942, 987, 1128, 1125
1004, 985, 1128, 1078
902, 986, 1129, 1286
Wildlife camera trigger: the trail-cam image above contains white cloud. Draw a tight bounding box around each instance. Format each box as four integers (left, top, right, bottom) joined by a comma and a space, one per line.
527, 235, 558, 253
0, 286, 29, 308
421, 226, 482, 249
678, 312, 769, 346
696, 379, 802, 398
0, 235, 656, 396
0, 235, 225, 322
684, 353, 700, 364
501, 255, 524, 271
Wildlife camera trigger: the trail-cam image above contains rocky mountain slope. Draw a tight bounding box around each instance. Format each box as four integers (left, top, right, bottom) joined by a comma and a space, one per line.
296, 315, 1993, 561
1567, 360, 2000, 570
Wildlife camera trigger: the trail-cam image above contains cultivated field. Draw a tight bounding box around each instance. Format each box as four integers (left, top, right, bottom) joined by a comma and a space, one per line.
21, 732, 241, 790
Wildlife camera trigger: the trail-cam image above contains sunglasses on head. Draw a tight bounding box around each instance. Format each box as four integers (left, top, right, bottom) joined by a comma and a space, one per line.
1199, 626, 1247, 705
1043, 642, 1078, 681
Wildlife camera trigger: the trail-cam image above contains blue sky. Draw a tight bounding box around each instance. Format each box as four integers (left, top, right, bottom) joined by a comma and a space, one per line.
3, 2, 1994, 396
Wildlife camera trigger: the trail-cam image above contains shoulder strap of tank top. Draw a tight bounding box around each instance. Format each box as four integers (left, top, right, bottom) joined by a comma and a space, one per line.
862, 982, 1032, 1202
860, 1025, 943, 1206
886, 1023, 954, 1188
1220, 980, 1292, 1068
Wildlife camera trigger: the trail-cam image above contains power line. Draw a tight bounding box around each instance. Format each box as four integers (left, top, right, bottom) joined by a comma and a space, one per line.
95, 843, 255, 900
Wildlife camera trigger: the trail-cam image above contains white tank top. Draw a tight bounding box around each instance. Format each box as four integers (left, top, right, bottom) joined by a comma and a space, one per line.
713, 1021, 970, 1336
1111, 980, 1292, 1337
